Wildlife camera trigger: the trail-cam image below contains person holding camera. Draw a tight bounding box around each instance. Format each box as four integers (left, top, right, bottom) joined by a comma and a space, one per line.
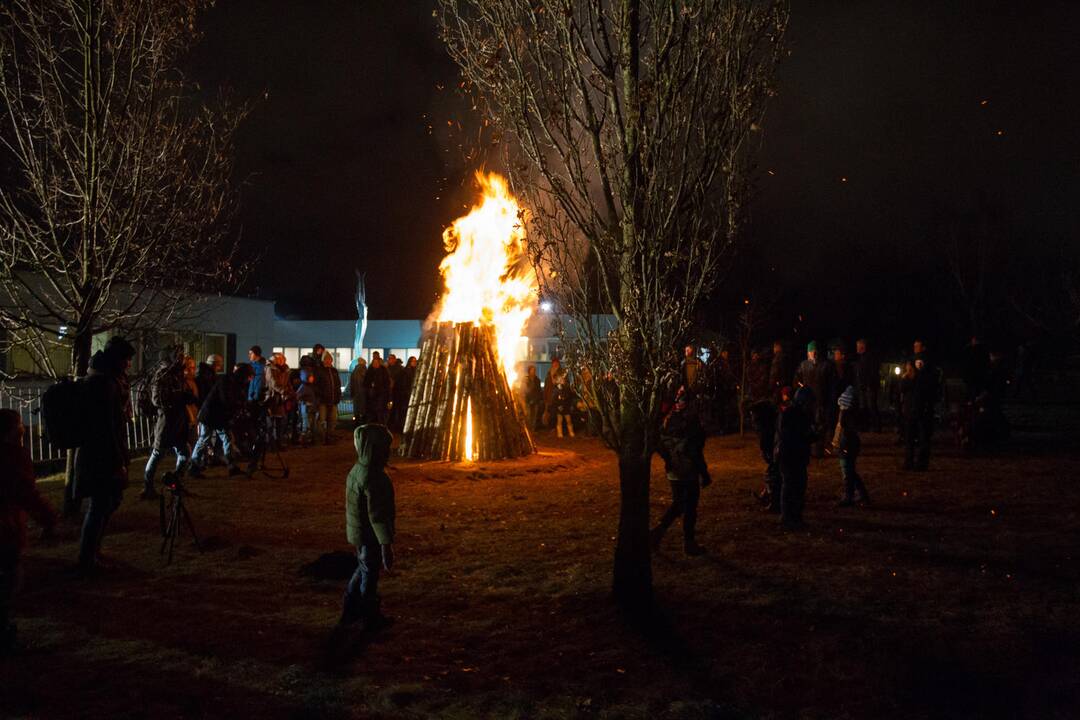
192, 363, 253, 477
265, 353, 291, 450
143, 348, 197, 500
340, 423, 396, 631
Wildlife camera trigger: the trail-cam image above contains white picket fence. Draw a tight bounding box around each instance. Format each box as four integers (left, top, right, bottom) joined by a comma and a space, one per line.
0, 379, 356, 464
0, 380, 155, 465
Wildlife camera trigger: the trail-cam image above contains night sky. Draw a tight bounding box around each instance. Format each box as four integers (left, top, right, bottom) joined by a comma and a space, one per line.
192, 1, 1080, 353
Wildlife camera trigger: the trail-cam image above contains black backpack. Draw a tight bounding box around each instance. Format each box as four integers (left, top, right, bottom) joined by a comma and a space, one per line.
42, 377, 87, 449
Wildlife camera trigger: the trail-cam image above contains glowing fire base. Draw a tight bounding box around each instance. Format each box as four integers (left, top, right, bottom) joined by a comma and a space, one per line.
400, 321, 535, 462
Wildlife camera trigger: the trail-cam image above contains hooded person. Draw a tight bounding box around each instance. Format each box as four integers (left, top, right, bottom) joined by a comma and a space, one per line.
340, 424, 396, 630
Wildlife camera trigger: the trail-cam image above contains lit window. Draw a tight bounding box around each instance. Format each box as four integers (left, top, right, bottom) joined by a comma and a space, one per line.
336, 348, 353, 370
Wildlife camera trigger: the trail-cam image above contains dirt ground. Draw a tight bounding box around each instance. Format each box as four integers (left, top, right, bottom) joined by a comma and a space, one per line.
3, 415, 1080, 719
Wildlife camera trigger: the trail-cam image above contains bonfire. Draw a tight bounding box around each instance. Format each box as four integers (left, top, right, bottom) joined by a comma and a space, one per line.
400, 172, 537, 461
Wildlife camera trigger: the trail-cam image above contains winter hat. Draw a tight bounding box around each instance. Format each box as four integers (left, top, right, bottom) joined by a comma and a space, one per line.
806, 340, 818, 352
837, 385, 856, 410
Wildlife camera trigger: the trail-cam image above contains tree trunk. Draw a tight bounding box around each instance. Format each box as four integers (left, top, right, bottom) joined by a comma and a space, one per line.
63, 326, 94, 516
612, 415, 652, 611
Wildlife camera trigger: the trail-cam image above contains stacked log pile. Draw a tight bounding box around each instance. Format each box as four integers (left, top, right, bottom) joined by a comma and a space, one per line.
400, 321, 534, 461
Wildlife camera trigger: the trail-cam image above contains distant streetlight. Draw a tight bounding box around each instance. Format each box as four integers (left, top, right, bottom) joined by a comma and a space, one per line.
540, 301, 554, 313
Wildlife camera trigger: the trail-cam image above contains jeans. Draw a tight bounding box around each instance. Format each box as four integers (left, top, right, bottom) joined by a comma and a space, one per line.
342, 542, 382, 623
144, 444, 190, 490
78, 491, 123, 569
301, 404, 317, 441
192, 424, 235, 468
654, 477, 700, 547
320, 404, 338, 442
839, 456, 869, 502
781, 464, 807, 525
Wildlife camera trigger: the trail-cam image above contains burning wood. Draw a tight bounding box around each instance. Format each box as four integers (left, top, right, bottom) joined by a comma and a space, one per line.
400, 172, 537, 462
401, 321, 533, 461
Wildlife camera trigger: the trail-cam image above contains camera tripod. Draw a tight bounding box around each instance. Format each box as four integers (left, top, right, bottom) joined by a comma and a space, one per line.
247, 425, 290, 480
159, 473, 203, 564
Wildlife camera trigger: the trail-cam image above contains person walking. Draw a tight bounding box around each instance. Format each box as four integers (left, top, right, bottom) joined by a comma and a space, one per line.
1, 409, 58, 653
73, 337, 136, 574
143, 348, 197, 499
650, 388, 711, 555
833, 386, 870, 506
340, 423, 396, 631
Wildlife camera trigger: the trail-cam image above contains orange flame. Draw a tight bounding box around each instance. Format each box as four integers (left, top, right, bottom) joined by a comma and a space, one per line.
435, 172, 537, 386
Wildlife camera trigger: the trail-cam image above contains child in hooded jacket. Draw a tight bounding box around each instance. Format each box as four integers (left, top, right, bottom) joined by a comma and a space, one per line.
340, 423, 396, 629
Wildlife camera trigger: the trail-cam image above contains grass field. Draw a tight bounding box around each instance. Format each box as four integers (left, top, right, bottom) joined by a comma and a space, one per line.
3, 419, 1079, 719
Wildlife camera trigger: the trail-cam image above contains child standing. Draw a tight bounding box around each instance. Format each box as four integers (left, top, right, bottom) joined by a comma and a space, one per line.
1, 409, 58, 653
833, 386, 870, 506
554, 377, 576, 438
296, 369, 319, 446
340, 423, 396, 630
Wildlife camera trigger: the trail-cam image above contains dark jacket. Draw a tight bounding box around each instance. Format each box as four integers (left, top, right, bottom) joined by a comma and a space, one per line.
657, 411, 710, 485
315, 363, 340, 406
775, 390, 814, 469
769, 349, 792, 390
554, 382, 576, 415
73, 352, 131, 498
524, 374, 543, 405
363, 364, 391, 402
195, 362, 217, 402
198, 373, 247, 430
750, 400, 778, 464
854, 351, 879, 396
0, 442, 57, 555
349, 364, 367, 408
151, 360, 196, 448
901, 367, 939, 420
345, 424, 396, 546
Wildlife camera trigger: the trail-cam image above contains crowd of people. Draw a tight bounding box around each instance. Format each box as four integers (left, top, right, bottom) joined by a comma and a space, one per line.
0, 330, 1031, 649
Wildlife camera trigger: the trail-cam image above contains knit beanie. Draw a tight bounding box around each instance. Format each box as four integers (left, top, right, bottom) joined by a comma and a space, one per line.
837, 385, 856, 410
807, 340, 818, 352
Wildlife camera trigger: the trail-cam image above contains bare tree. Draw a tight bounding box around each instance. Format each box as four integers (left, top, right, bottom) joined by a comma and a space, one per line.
0, 0, 247, 381
438, 0, 787, 609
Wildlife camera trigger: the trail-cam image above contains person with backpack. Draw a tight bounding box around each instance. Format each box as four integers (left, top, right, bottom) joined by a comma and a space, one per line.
1, 409, 58, 653
73, 336, 136, 575
192, 363, 253, 476
650, 387, 711, 556
142, 348, 197, 499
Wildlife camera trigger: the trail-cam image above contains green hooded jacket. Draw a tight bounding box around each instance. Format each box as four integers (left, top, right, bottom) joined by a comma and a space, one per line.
345, 424, 396, 546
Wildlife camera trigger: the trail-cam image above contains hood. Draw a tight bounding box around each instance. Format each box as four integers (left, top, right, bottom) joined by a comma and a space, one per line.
793, 386, 815, 410
354, 423, 392, 469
